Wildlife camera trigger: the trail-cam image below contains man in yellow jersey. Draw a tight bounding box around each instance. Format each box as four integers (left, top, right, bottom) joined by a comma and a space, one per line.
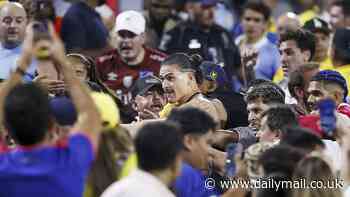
303, 18, 333, 70
331, 28, 350, 98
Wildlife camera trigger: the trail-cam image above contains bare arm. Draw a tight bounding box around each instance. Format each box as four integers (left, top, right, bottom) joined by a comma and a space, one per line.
0, 25, 34, 133
48, 24, 102, 149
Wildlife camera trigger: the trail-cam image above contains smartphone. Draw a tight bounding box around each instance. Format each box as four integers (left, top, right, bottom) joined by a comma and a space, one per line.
225, 143, 238, 177
318, 98, 336, 137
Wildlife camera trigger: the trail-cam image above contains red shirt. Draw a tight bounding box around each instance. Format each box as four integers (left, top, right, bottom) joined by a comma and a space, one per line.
96, 47, 166, 105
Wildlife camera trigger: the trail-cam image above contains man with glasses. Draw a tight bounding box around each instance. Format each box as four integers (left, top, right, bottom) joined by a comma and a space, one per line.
96, 10, 167, 106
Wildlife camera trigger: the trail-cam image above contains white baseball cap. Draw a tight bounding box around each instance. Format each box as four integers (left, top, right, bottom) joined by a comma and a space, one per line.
115, 10, 146, 35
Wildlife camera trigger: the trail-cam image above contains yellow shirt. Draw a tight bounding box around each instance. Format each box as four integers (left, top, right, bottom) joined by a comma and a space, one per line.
273, 66, 284, 84
334, 64, 350, 97
268, 18, 276, 33
273, 57, 333, 84
319, 57, 333, 70
298, 6, 319, 25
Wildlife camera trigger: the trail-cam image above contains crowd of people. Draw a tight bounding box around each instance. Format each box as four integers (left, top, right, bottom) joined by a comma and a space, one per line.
1, 0, 350, 197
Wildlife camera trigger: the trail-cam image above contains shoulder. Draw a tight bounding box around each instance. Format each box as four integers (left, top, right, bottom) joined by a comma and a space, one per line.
145, 47, 167, 62
176, 163, 200, 185
96, 49, 118, 64
212, 24, 230, 34
185, 94, 220, 121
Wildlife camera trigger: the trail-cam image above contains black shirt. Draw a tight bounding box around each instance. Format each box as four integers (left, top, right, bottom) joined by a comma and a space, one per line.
159, 21, 241, 81
208, 87, 248, 129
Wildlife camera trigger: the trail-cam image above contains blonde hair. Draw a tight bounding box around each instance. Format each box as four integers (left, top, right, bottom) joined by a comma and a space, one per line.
291, 155, 342, 197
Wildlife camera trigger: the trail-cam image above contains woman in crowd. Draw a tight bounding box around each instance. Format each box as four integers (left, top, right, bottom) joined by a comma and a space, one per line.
84, 93, 136, 197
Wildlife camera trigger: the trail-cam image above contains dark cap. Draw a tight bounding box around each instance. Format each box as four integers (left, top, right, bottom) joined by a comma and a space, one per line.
49, 96, 77, 126
131, 75, 163, 98
333, 28, 350, 59
199, 61, 228, 86
303, 17, 331, 35
311, 70, 348, 100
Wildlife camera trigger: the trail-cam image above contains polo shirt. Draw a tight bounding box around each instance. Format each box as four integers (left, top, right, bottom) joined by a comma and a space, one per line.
0, 43, 36, 81
0, 133, 94, 197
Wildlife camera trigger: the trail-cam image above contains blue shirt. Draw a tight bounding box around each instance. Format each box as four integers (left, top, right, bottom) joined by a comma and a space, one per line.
0, 134, 94, 197
174, 162, 221, 197
61, 2, 109, 51
0, 44, 36, 81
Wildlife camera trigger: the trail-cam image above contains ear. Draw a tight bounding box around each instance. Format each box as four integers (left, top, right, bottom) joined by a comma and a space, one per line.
274, 129, 282, 139
333, 90, 344, 105
183, 135, 195, 151
303, 50, 311, 62
293, 87, 304, 99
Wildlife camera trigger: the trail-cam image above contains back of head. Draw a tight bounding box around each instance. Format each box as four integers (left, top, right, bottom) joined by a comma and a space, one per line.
135, 121, 183, 171
4, 83, 50, 145
246, 83, 285, 105
292, 156, 341, 197
243, 1, 271, 21
255, 173, 290, 197
258, 145, 305, 178
167, 107, 216, 136
280, 127, 325, 153
288, 62, 320, 98
332, 28, 350, 65
261, 104, 298, 134
280, 29, 316, 61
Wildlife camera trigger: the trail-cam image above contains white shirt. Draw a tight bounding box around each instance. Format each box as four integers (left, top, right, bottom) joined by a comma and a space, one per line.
101, 169, 175, 197
322, 139, 342, 172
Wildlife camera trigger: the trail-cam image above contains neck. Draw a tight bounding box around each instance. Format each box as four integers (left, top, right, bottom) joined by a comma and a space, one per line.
313, 53, 327, 63
297, 98, 308, 114
122, 48, 145, 66
86, 0, 97, 8
246, 34, 263, 44
179, 90, 200, 105
149, 169, 173, 187
18, 134, 51, 149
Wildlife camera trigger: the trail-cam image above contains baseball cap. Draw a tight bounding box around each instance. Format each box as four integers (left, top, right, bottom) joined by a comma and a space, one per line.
311, 70, 348, 101
130, 75, 163, 98
49, 96, 77, 126
333, 28, 350, 61
91, 92, 120, 129
303, 17, 331, 35
115, 10, 145, 35
199, 61, 228, 86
